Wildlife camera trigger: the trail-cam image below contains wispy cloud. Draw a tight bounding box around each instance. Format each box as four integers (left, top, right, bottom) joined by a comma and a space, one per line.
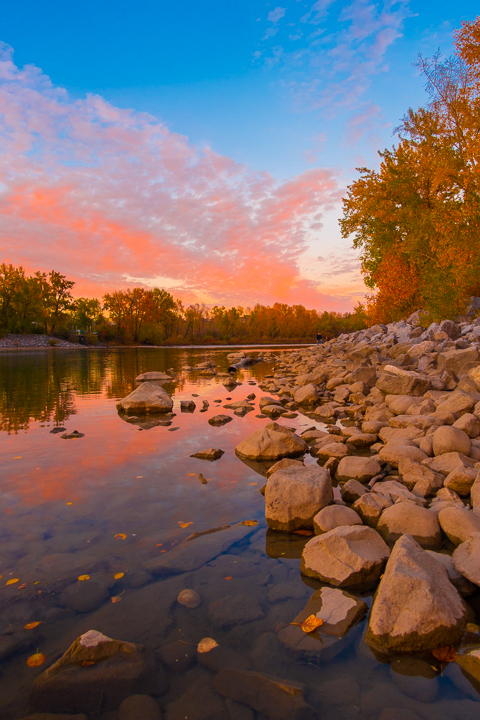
0, 43, 356, 310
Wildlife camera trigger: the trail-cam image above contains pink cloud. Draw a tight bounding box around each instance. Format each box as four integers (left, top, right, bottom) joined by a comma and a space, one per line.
0, 44, 355, 311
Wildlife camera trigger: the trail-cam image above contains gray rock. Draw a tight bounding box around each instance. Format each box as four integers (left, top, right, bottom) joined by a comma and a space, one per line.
265, 465, 333, 532
366, 535, 468, 653
301, 525, 390, 587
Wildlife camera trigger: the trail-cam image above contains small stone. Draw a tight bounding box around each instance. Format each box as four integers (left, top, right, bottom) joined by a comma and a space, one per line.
119, 694, 162, 720
190, 448, 225, 461
176, 588, 202, 608
208, 415, 233, 426
61, 430, 85, 439
353, 493, 392, 527
340, 478, 368, 503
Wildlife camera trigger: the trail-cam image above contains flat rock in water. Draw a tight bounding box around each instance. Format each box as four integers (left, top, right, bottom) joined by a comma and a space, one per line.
190, 448, 225, 461
366, 534, 468, 653
236, 422, 307, 461
265, 465, 333, 532
143, 524, 254, 575
207, 593, 264, 630
119, 694, 162, 720
117, 382, 173, 415
301, 525, 390, 587
208, 415, 233, 426
135, 371, 172, 382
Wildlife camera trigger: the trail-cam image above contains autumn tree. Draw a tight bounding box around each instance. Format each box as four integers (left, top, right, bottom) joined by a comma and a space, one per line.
340, 16, 480, 322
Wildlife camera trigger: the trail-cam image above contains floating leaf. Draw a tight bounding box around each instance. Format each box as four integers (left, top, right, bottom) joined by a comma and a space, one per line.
13, 456, 22, 459
18, 583, 27, 589
197, 637, 218, 654
136, 476, 143, 479
114, 572, 124, 580
81, 660, 96, 666
188, 473, 196, 476
249, 482, 258, 486
238, 520, 258, 526
178, 522, 193, 529
224, 576, 233, 580
26, 653, 46, 667
432, 646, 458, 663
291, 615, 324, 633
66, 502, 72, 505
111, 595, 122, 603
114, 533, 127, 540
24, 622, 42, 630
292, 529, 313, 536
77, 575, 90, 581
6, 578, 19, 586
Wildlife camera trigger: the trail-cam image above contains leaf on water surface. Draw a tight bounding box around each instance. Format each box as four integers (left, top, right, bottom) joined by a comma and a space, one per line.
249, 482, 258, 486
18, 584, 27, 589
224, 576, 233, 580
66, 502, 72, 505
77, 575, 90, 581
114, 573, 124, 580
26, 653, 46, 667
114, 534, 127, 539
13, 457, 22, 459
24, 622, 42, 630
198, 638, 218, 654
432, 646, 458, 662
292, 530, 313, 536
188, 473, 196, 476
178, 521, 193, 529
81, 660, 96, 666
237, 520, 258, 526
291, 615, 324, 633
6, 578, 19, 586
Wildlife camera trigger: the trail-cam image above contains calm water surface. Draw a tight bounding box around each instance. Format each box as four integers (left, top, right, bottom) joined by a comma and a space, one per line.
0, 348, 478, 719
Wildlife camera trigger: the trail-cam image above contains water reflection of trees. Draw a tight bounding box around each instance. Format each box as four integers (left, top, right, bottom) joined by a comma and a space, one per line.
0, 351, 107, 434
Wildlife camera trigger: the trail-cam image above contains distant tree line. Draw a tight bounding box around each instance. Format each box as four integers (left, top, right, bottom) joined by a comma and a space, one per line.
0, 263, 367, 344
340, 16, 480, 324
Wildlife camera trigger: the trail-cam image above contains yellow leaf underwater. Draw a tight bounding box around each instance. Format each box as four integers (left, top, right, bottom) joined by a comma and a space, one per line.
291, 615, 324, 633
26, 653, 46, 667
24, 622, 42, 630
77, 575, 90, 581
6, 578, 19, 586
114, 533, 127, 539
432, 646, 458, 663
114, 573, 125, 580
178, 521, 193, 529
237, 520, 258, 526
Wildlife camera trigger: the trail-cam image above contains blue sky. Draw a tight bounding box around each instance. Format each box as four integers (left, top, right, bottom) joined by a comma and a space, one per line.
1, 1, 478, 309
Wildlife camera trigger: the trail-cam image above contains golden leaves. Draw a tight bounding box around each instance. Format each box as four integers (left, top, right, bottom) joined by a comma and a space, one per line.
24, 622, 42, 630
6, 578, 19, 586
224, 576, 233, 580
432, 646, 458, 663
178, 521, 193, 529
114, 572, 125, 580
197, 638, 218, 654
26, 653, 46, 667
238, 520, 258, 527
77, 575, 90, 581
292, 529, 313, 536
291, 615, 324, 633
114, 533, 127, 540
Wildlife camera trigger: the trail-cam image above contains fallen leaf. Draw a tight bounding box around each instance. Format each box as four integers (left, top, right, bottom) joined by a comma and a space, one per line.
249, 482, 258, 486
111, 595, 122, 603
136, 476, 143, 479
188, 473, 196, 476
432, 646, 458, 663
24, 622, 42, 630
292, 529, 313, 536
178, 521, 193, 529
6, 578, 19, 586
156, 543, 163, 547
160, 550, 167, 553
114, 573, 124, 580
114, 533, 127, 539
26, 653, 46, 667
197, 637, 218, 654
18, 584, 27, 590
224, 576, 233, 580
291, 615, 324, 633
66, 502, 72, 505
81, 660, 96, 666
238, 520, 258, 526
77, 575, 90, 581
13, 456, 22, 459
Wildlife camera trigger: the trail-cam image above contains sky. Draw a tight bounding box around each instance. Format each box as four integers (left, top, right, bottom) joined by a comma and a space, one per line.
0, 1, 477, 312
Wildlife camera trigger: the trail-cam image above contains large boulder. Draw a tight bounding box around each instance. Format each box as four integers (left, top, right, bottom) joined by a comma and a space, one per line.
437, 347, 479, 376
423, 451, 475, 476
235, 422, 307, 461
379, 444, 428, 467
453, 533, 480, 587
353, 493, 392, 527
336, 456, 381, 484
29, 631, 164, 714
376, 366, 431, 397
376, 503, 441, 549
436, 391, 476, 419
432, 425, 472, 456
301, 525, 390, 587
438, 506, 480, 546
265, 465, 333, 532
313, 505, 362, 534
366, 535, 468, 653
116, 382, 173, 415
293, 383, 320, 406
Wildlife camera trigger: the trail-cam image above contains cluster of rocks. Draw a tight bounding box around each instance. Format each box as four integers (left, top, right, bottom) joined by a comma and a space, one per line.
0, 334, 81, 349
234, 313, 480, 675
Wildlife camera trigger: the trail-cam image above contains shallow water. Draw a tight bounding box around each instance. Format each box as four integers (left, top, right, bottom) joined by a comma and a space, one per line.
0, 347, 479, 719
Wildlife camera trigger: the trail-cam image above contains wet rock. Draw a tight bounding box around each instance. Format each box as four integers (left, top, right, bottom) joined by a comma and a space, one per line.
59, 579, 109, 613
119, 694, 162, 720
390, 656, 439, 703
340, 478, 368, 503
301, 525, 390, 587
366, 535, 468, 653
225, 698, 255, 720
456, 647, 480, 691
453, 533, 480, 587
432, 426, 471, 456
29, 630, 165, 714
157, 640, 197, 673
214, 668, 320, 720
50, 426, 67, 434
180, 400, 196, 412
313, 505, 362, 534
165, 676, 228, 720
236, 422, 307, 461
207, 593, 264, 630
176, 588, 202, 608
376, 502, 441, 549
208, 415, 233, 426
438, 506, 480, 545
265, 465, 333, 532
336, 456, 381, 483
353, 492, 392, 527
267, 581, 310, 604
135, 371, 172, 382
197, 643, 252, 672
190, 448, 225, 461
117, 382, 173, 415
60, 430, 85, 439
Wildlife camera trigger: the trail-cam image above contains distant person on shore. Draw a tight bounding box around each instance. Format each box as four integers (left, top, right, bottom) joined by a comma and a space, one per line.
316, 332, 323, 345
